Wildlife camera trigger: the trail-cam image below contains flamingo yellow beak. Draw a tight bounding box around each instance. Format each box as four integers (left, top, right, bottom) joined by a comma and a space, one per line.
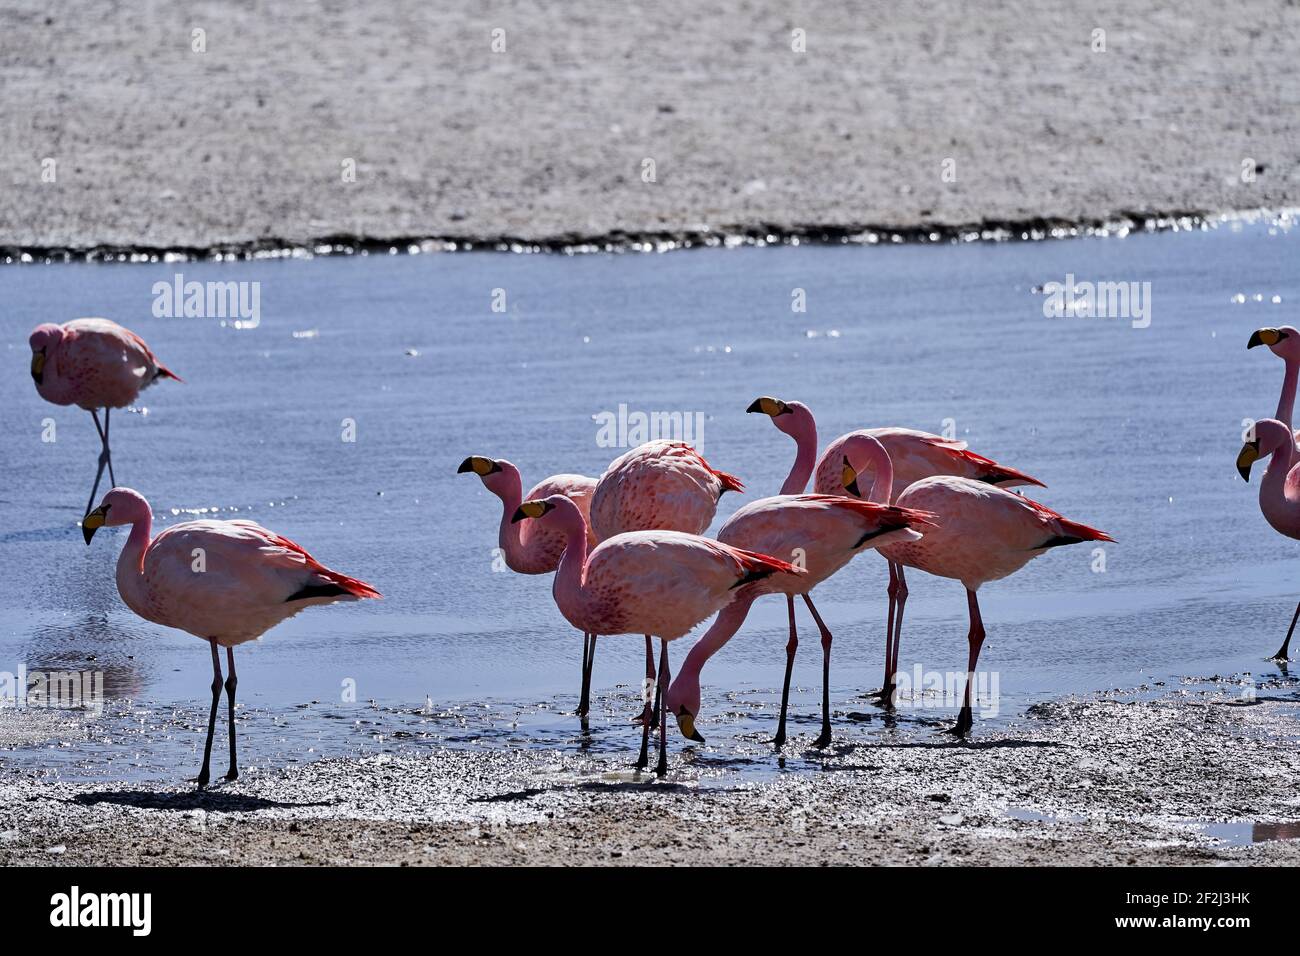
747, 396, 789, 417
457, 456, 500, 476
511, 499, 553, 523
675, 706, 705, 743
30, 350, 45, 383
1248, 328, 1285, 349
1237, 441, 1260, 482
841, 457, 862, 497
82, 505, 108, 545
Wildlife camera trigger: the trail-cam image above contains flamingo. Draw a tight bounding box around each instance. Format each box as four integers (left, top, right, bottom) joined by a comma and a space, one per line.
1237, 417, 1300, 660
835, 440, 1113, 731
457, 456, 601, 714
511, 493, 801, 775
82, 487, 380, 787
747, 396, 1043, 702
665, 482, 937, 749
589, 439, 745, 722
29, 319, 182, 516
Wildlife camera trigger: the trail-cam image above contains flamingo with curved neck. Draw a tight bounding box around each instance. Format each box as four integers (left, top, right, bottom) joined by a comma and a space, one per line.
458, 456, 603, 715
749, 395, 1043, 704
665, 433, 932, 749
82, 487, 379, 787
1248, 326, 1300, 431
512, 493, 802, 775
1237, 417, 1300, 660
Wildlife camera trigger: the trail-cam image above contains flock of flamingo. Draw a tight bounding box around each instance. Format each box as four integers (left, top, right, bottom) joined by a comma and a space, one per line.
24, 317, 1296, 784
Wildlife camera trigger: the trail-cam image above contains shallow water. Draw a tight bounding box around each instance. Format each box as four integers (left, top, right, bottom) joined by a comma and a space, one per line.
2, 218, 1299, 782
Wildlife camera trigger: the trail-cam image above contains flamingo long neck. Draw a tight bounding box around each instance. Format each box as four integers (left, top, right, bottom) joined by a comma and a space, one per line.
1276, 357, 1298, 430
118, 510, 153, 577
675, 593, 756, 704
553, 502, 594, 612
845, 434, 895, 503
780, 417, 819, 495
493, 472, 528, 566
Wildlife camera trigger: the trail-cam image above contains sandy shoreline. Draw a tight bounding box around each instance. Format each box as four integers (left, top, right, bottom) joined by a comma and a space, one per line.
3, 680, 1299, 866
3, 1, 1298, 259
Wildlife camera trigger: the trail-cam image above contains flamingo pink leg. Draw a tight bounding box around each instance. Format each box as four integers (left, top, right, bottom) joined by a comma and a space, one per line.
1274, 602, 1299, 661
951, 589, 986, 736
653, 638, 671, 777
774, 595, 798, 749
801, 593, 834, 748
197, 638, 223, 789
224, 646, 239, 781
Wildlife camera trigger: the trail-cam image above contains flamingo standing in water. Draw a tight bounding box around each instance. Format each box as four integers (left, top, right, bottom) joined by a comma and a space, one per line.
834, 434, 1112, 732
1247, 326, 1300, 659
1237, 417, 1300, 660
457, 456, 601, 713
82, 488, 380, 787
29, 319, 182, 516
588, 439, 745, 721
747, 396, 1042, 702
665, 480, 937, 749
512, 493, 800, 775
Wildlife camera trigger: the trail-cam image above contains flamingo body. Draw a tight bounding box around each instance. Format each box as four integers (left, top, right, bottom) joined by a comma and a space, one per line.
555, 528, 796, 639
718, 494, 929, 594
589, 440, 743, 539
815, 428, 1043, 501
879, 476, 1113, 590
89, 489, 379, 646
30, 318, 180, 410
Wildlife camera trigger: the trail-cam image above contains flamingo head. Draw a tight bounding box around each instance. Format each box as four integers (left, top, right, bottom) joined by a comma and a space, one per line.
28, 323, 64, 385
665, 676, 704, 743
510, 493, 583, 531
1247, 326, 1300, 361
746, 395, 815, 442
1237, 418, 1293, 482
82, 488, 151, 545
457, 456, 520, 498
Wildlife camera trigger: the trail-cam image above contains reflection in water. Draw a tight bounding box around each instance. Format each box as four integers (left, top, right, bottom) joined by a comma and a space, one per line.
1253, 821, 1300, 843
20, 616, 152, 698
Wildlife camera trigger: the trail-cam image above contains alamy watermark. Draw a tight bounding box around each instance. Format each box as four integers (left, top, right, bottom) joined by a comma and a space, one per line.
0, 665, 104, 715
1041, 273, 1151, 328
593, 404, 705, 451
892, 664, 1000, 718
152, 272, 261, 328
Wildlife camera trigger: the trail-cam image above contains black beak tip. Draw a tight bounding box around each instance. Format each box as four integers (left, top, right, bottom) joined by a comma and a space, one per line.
510, 507, 527, 523
82, 526, 94, 546
745, 399, 764, 414
456, 457, 474, 474
1238, 465, 1252, 482
688, 730, 705, 743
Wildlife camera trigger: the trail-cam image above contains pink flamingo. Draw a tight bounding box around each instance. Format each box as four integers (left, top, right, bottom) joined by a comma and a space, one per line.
1248, 326, 1300, 432
748, 396, 1043, 701
82, 488, 380, 787
1237, 418, 1300, 660
589, 439, 745, 721
836, 451, 1113, 732
665, 480, 937, 749
457, 456, 602, 714
512, 494, 801, 775
29, 319, 182, 516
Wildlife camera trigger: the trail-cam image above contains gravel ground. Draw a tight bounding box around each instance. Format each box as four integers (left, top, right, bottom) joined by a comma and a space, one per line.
3, 682, 1299, 866
2, 0, 1298, 256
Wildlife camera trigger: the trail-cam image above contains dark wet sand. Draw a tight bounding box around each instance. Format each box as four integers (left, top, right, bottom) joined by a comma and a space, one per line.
3, 683, 1299, 866
3, 1, 1298, 257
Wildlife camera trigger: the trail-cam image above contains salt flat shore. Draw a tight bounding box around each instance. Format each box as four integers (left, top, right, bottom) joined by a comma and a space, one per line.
2, 682, 1298, 866
2, 1, 1298, 257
